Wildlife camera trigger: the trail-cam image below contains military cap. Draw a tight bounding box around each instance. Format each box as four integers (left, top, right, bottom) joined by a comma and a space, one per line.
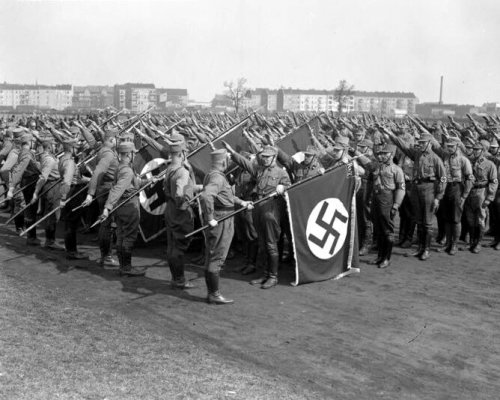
104, 128, 119, 141
418, 133, 433, 142
357, 138, 374, 149
377, 143, 396, 153
69, 126, 80, 135
480, 139, 490, 151
117, 142, 136, 153
332, 135, 350, 150
210, 148, 228, 163
303, 145, 317, 155
472, 141, 484, 150
170, 132, 185, 143
446, 136, 461, 145
168, 141, 185, 153
12, 127, 25, 138
260, 145, 277, 156
490, 138, 499, 148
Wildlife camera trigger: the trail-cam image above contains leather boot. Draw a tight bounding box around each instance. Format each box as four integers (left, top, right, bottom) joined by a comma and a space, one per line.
472, 227, 483, 254
206, 271, 233, 305
449, 224, 460, 255
437, 224, 451, 253
369, 239, 384, 265
410, 226, 424, 257
469, 227, 478, 253
170, 255, 195, 289
379, 240, 392, 269
250, 274, 268, 285
261, 255, 279, 289
119, 250, 146, 277
261, 274, 278, 289
419, 229, 431, 261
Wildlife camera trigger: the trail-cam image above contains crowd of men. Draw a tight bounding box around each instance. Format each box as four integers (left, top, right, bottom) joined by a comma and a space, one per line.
0, 110, 499, 304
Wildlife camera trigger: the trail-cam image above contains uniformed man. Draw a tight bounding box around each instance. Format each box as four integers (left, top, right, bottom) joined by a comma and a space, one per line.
163, 137, 198, 289
432, 136, 474, 255
7, 132, 41, 245
486, 138, 500, 249
367, 143, 405, 268
59, 137, 90, 259
81, 129, 119, 267
200, 149, 252, 303
276, 145, 324, 183
464, 141, 498, 253
385, 130, 447, 260
0, 128, 26, 231
101, 142, 146, 276
223, 143, 290, 289
31, 137, 63, 249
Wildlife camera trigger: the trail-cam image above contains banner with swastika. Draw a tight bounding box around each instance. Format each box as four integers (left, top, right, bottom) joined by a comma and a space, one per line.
134, 145, 168, 243
285, 164, 359, 285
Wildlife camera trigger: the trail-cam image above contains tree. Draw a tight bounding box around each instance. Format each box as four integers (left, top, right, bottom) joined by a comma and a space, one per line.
334, 80, 354, 114
223, 77, 248, 114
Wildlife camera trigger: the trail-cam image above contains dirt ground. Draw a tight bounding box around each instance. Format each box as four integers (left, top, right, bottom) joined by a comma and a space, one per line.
0, 211, 499, 400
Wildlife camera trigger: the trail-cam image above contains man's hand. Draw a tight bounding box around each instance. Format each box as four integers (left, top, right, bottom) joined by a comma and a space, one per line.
431, 199, 440, 214
6, 188, 13, 200
390, 205, 398, 219
276, 184, 285, 195
30, 193, 38, 205
81, 194, 93, 207
482, 200, 491, 209
208, 219, 218, 228
101, 208, 110, 220
59, 199, 67, 208
459, 197, 466, 209
241, 201, 254, 210
318, 167, 325, 175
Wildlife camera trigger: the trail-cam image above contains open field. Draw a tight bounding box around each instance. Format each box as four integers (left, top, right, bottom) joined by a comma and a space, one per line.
1, 211, 499, 400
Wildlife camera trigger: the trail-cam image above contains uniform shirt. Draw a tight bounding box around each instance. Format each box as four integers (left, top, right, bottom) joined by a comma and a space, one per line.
391, 136, 447, 200
104, 161, 140, 210
201, 169, 243, 222
88, 146, 119, 196
163, 164, 193, 210
471, 156, 498, 202
276, 148, 323, 183
58, 153, 84, 201
38, 152, 60, 182
371, 162, 406, 192
0, 138, 13, 163
234, 168, 255, 201
9, 147, 40, 189
231, 152, 291, 199
0, 147, 19, 184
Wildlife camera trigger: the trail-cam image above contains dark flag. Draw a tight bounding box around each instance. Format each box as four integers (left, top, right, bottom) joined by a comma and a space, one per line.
275, 122, 314, 155
188, 122, 251, 183
134, 145, 168, 242
285, 164, 359, 285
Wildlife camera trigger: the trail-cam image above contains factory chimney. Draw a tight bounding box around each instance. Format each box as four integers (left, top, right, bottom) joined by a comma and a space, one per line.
439, 76, 443, 105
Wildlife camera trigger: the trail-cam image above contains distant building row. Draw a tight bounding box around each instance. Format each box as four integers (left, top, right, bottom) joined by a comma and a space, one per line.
0, 83, 188, 112
214, 88, 419, 116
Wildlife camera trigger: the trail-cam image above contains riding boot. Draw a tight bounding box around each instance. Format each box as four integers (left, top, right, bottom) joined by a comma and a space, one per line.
119, 249, 146, 276
379, 239, 392, 269
410, 226, 424, 257
369, 237, 385, 265
472, 227, 483, 254
207, 271, 233, 304
449, 223, 460, 255
419, 228, 431, 261
261, 255, 279, 289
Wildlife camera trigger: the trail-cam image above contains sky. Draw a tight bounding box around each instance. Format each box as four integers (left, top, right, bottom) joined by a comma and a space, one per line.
0, 0, 499, 105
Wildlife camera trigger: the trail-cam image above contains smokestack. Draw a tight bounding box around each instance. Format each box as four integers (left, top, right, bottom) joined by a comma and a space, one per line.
439, 76, 443, 105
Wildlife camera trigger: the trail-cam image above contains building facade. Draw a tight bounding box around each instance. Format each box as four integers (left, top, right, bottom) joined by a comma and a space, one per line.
0, 83, 73, 111
72, 86, 114, 110
113, 83, 157, 113
156, 88, 189, 110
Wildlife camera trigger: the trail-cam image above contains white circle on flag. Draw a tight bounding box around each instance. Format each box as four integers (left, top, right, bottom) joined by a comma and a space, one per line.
139, 158, 166, 215
306, 198, 349, 260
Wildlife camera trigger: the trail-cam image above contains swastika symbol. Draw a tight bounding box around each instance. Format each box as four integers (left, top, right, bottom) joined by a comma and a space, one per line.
306, 198, 349, 260
139, 158, 167, 215
308, 202, 348, 256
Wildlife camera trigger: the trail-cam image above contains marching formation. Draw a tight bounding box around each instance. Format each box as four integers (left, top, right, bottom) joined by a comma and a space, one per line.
0, 110, 499, 304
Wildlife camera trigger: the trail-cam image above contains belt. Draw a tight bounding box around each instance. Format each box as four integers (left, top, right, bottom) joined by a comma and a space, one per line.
413, 178, 435, 184
447, 181, 461, 186
215, 206, 235, 212
473, 184, 487, 189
